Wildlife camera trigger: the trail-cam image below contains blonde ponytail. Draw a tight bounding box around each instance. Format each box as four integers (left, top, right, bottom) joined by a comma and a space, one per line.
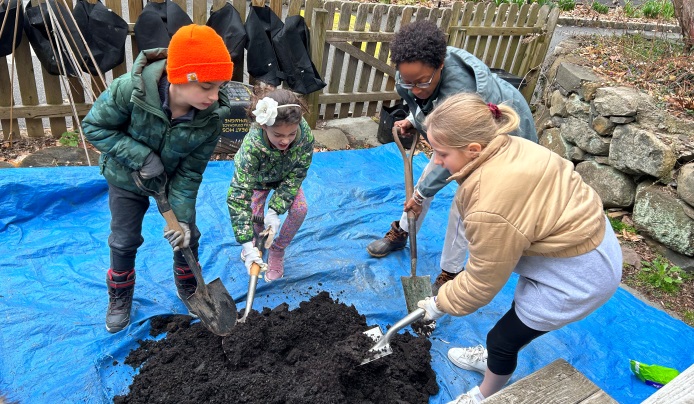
425, 93, 520, 149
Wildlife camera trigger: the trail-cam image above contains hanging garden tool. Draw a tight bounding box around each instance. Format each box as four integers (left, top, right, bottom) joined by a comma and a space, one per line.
131, 172, 237, 336
392, 127, 432, 313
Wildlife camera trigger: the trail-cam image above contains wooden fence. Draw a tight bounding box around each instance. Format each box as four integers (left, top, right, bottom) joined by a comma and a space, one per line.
0, 0, 559, 137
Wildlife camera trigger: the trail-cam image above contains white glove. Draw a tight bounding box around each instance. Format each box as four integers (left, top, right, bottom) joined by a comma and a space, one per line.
241, 241, 265, 274
417, 296, 445, 321
262, 209, 281, 246
163, 222, 190, 252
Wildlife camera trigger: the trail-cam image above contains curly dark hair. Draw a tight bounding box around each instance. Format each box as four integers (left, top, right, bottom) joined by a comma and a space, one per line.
247, 87, 308, 126
390, 20, 447, 68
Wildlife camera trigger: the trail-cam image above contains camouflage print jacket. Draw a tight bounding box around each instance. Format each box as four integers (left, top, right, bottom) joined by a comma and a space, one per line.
227, 118, 314, 243
82, 49, 231, 223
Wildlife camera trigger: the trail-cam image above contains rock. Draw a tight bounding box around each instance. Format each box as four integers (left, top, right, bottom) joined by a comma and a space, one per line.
580, 82, 602, 101
591, 116, 615, 135
0, 161, 15, 169
621, 245, 641, 270
550, 90, 567, 117
323, 117, 380, 148
18, 146, 99, 168
560, 117, 610, 155
642, 235, 694, 273
312, 128, 349, 150
566, 93, 590, 117
555, 62, 602, 95
539, 128, 572, 160
593, 87, 640, 117
633, 182, 694, 256
576, 161, 636, 208
677, 163, 694, 208
609, 125, 676, 179
609, 116, 635, 124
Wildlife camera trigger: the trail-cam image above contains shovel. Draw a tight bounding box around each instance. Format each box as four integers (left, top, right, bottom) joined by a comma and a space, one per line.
392, 127, 432, 313
131, 172, 238, 336
361, 308, 426, 365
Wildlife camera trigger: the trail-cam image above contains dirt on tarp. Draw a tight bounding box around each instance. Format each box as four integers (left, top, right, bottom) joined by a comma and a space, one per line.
115, 292, 439, 404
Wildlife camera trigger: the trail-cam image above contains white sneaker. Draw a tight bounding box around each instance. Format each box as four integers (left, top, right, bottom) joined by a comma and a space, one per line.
446, 386, 485, 404
448, 345, 488, 374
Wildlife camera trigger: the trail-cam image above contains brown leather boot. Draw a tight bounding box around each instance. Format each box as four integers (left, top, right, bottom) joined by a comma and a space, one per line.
366, 221, 408, 258
432, 269, 460, 295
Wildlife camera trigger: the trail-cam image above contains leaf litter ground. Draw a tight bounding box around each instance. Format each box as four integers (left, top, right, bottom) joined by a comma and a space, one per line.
115, 292, 439, 403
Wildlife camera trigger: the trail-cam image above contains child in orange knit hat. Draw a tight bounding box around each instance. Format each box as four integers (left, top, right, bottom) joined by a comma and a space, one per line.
82, 24, 233, 333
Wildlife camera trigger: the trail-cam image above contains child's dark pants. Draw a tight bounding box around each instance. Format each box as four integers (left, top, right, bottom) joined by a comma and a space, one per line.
107, 184, 200, 271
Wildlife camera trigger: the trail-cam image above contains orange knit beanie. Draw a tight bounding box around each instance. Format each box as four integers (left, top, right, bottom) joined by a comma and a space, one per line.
167, 24, 233, 84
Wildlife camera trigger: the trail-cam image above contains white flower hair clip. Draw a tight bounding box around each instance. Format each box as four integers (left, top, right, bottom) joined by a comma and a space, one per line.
252, 97, 301, 126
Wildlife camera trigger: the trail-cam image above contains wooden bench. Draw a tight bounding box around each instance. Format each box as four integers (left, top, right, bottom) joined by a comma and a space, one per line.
483, 358, 618, 403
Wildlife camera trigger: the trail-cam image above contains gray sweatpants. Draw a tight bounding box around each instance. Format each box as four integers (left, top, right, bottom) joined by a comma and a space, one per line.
398, 154, 469, 273
513, 216, 623, 332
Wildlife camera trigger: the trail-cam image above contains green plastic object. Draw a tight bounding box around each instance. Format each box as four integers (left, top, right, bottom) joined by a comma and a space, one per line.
630, 359, 680, 389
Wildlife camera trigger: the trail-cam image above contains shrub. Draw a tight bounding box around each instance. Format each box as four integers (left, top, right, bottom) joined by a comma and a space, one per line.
558, 0, 575, 11
59, 131, 79, 147
592, 1, 610, 14
623, 0, 641, 18
638, 255, 688, 293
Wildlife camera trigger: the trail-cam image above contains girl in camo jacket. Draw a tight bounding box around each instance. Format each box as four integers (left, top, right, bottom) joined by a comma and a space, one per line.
227, 88, 313, 282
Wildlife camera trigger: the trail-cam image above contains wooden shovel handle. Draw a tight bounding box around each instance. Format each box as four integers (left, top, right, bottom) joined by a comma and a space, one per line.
249, 262, 262, 277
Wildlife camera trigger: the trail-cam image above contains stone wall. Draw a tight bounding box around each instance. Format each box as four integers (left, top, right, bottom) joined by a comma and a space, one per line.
534, 39, 694, 261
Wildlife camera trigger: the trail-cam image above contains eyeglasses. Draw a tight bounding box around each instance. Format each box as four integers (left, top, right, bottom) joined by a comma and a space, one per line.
396, 67, 440, 89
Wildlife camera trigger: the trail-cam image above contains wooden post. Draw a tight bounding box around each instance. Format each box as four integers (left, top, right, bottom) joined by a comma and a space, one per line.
307, 7, 327, 128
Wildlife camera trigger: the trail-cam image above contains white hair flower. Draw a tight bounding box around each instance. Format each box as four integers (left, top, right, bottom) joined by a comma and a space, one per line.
253, 97, 279, 126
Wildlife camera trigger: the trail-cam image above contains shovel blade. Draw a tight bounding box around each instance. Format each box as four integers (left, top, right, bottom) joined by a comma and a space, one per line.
401, 275, 433, 313
188, 278, 238, 336
361, 326, 393, 365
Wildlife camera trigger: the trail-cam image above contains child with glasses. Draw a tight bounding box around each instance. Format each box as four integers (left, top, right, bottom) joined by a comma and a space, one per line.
227, 88, 313, 282
366, 20, 538, 296
415, 93, 621, 404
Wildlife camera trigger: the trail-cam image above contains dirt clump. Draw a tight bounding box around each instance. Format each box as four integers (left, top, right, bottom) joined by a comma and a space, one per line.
115, 292, 439, 404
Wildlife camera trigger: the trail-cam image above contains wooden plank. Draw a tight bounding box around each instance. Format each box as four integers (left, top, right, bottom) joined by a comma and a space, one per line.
484, 359, 618, 404
466, 2, 487, 57
502, 3, 529, 73
641, 363, 694, 404
0, 103, 94, 119
339, 4, 368, 118
487, 3, 510, 68
288, 0, 303, 16
349, 4, 369, 117
447, 25, 543, 37
351, 3, 381, 119
318, 90, 398, 104
494, 3, 518, 69
414, 6, 429, 22
323, 2, 351, 120
476, 3, 497, 64
321, 1, 337, 76
366, 4, 390, 117
307, 7, 328, 127
511, 3, 540, 75
380, 5, 400, 111
12, 30, 45, 137
192, 0, 206, 24
128, 0, 144, 59
0, 55, 21, 139
335, 3, 353, 118
326, 30, 396, 43
522, 6, 560, 102
270, 0, 282, 18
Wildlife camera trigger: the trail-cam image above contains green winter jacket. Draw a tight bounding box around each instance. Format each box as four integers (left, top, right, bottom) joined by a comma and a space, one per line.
82, 49, 231, 223
227, 118, 314, 243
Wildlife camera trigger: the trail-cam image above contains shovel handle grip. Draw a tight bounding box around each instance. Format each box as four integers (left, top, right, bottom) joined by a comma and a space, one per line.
249, 262, 262, 277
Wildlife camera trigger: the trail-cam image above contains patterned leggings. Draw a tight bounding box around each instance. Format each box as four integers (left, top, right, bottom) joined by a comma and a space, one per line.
250, 188, 307, 250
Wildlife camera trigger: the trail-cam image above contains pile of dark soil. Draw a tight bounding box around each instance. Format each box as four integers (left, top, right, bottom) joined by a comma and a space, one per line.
115, 292, 438, 403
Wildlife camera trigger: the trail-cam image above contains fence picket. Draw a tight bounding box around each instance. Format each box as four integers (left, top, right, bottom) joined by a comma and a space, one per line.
349, 4, 370, 117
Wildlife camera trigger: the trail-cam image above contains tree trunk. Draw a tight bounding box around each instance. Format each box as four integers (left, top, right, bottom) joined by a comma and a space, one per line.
672, 0, 694, 53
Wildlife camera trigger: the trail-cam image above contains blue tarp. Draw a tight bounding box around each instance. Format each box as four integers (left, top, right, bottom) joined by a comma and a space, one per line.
1, 144, 692, 403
